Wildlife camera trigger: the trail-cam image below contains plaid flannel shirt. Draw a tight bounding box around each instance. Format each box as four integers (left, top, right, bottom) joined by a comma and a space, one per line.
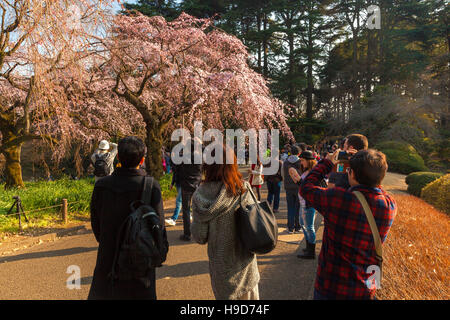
300, 159, 396, 299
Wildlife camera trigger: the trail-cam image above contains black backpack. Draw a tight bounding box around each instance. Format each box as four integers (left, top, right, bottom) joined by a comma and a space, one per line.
93, 153, 108, 177
109, 176, 169, 287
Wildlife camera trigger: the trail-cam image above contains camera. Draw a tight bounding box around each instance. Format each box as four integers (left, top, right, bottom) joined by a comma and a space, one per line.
337, 151, 350, 161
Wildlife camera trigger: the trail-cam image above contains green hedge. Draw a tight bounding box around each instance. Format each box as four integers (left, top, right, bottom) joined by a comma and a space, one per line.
421, 174, 450, 214
376, 141, 428, 174
405, 172, 444, 197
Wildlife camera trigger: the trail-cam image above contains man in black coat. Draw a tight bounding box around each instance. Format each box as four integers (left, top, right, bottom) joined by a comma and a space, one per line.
88, 136, 165, 300
177, 139, 202, 241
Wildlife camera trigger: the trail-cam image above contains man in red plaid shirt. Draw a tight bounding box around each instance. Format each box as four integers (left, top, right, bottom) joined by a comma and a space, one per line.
299, 148, 397, 300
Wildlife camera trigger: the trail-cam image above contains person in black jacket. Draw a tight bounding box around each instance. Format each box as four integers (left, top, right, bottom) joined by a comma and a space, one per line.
88, 136, 165, 300
264, 159, 283, 213
177, 138, 202, 241
282, 145, 302, 233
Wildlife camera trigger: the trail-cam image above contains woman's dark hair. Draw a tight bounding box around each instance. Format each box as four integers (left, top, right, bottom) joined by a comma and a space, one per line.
202, 144, 246, 197
349, 149, 387, 187
118, 136, 146, 168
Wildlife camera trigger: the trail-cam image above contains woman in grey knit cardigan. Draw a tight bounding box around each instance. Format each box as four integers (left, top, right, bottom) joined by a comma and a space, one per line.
191, 145, 260, 300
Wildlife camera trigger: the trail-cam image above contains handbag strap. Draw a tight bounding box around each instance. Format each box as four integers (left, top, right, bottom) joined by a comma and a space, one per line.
353, 191, 383, 266
240, 183, 261, 210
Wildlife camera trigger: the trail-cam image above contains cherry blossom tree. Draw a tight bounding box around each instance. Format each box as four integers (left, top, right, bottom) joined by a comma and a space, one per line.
0, 0, 119, 188
101, 12, 292, 178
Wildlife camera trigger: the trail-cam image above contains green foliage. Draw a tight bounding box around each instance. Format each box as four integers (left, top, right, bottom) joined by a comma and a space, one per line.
122, 0, 180, 20
376, 141, 418, 154
159, 173, 178, 200
421, 174, 450, 214
0, 177, 94, 216
405, 172, 444, 197
376, 141, 428, 174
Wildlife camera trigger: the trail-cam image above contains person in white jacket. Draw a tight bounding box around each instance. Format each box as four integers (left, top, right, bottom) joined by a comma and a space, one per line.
248, 156, 263, 201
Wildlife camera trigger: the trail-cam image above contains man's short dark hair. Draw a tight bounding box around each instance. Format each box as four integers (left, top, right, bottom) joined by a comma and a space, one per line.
118, 136, 146, 168
346, 134, 368, 151
349, 149, 387, 187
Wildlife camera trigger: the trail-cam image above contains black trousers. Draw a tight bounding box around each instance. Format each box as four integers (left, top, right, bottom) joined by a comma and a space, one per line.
181, 188, 194, 237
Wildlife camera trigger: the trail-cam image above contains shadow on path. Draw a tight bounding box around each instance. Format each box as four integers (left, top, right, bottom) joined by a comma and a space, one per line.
0, 247, 98, 264
157, 260, 210, 279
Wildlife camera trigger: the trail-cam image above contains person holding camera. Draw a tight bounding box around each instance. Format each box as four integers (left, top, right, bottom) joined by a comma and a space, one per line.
328, 134, 368, 189
299, 148, 396, 300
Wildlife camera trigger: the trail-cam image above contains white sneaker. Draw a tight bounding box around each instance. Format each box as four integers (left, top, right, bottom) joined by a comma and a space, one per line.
190, 215, 193, 223
165, 218, 176, 226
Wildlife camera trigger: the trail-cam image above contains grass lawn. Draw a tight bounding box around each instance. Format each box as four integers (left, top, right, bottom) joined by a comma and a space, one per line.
0, 174, 177, 235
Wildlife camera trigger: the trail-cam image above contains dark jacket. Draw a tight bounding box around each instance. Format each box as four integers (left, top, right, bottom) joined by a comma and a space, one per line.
170, 158, 181, 187
178, 153, 202, 193
283, 155, 302, 192
264, 160, 283, 183
88, 167, 164, 300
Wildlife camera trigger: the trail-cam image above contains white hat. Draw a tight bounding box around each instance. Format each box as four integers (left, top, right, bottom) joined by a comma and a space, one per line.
98, 140, 110, 150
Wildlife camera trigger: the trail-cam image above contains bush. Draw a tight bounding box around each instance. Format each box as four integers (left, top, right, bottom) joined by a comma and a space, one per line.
421, 174, 450, 214
405, 172, 444, 197
376, 141, 418, 153
375, 141, 428, 174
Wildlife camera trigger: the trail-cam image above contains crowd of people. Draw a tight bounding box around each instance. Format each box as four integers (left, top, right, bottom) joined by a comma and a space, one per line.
87, 133, 396, 301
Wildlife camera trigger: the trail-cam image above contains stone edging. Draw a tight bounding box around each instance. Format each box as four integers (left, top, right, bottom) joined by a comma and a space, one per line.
0, 223, 91, 256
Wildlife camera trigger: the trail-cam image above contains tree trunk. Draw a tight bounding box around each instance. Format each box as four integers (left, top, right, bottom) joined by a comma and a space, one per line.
306, 17, 314, 121
366, 29, 374, 94
263, 13, 268, 77
3, 143, 25, 189
145, 122, 164, 180
257, 13, 262, 72
288, 26, 296, 107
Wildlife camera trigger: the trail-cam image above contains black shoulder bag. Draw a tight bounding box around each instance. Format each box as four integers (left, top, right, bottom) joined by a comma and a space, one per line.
236, 186, 278, 255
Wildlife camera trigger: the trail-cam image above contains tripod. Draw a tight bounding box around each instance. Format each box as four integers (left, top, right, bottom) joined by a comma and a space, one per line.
7, 196, 29, 232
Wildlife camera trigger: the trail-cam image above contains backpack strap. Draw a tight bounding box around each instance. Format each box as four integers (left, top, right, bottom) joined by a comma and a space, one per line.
141, 176, 154, 206
353, 191, 383, 272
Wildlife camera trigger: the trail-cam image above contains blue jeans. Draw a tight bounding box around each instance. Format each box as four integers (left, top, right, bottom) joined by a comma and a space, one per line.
171, 185, 182, 221
266, 181, 281, 210
286, 190, 300, 231
300, 205, 316, 244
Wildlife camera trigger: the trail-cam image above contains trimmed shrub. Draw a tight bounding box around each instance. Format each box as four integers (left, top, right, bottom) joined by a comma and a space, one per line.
405, 172, 444, 197
376, 141, 417, 153
375, 141, 428, 174
421, 174, 450, 214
